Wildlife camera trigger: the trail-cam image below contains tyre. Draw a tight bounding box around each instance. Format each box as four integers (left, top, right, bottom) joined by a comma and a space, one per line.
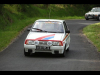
97, 16, 100, 21
85, 17, 89, 20
66, 47, 69, 52
24, 49, 30, 56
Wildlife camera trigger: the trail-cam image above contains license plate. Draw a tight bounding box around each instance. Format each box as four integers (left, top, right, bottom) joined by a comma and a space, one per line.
36, 46, 50, 50
88, 16, 92, 18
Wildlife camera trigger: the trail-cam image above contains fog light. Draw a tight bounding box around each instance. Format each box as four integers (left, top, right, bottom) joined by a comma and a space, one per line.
34, 40, 39, 45
47, 41, 52, 46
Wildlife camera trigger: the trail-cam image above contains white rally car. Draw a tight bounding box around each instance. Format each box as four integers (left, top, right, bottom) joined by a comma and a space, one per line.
24, 19, 70, 57
85, 7, 100, 20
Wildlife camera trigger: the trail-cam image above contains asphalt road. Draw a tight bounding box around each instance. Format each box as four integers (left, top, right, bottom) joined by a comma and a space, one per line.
0, 19, 100, 71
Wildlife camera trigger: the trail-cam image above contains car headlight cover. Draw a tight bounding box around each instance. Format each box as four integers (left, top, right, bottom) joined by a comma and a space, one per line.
25, 40, 34, 45
25, 40, 39, 45
95, 14, 98, 16
34, 40, 39, 45
52, 42, 59, 46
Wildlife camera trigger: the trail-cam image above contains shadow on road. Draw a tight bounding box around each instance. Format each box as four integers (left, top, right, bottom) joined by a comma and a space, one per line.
86, 19, 100, 21
25, 51, 69, 58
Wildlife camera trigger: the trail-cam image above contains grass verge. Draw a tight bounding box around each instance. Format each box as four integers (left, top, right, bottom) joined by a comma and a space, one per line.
0, 16, 84, 52
50, 16, 84, 20
83, 23, 100, 52
0, 17, 38, 52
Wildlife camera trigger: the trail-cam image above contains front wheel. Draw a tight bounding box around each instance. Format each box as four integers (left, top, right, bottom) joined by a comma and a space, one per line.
66, 47, 69, 52
24, 49, 30, 56
85, 17, 89, 20
97, 16, 100, 21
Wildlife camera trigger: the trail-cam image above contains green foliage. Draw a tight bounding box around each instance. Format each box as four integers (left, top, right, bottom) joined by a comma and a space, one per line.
0, 4, 95, 31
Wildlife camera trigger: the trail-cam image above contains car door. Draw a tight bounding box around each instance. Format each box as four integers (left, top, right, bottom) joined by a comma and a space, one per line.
63, 21, 70, 48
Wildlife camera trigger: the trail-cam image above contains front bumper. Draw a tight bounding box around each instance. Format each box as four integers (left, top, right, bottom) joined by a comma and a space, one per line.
24, 44, 64, 54
85, 15, 98, 19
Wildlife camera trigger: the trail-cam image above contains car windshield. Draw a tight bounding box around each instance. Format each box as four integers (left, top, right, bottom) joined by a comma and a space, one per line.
31, 21, 64, 33
91, 8, 100, 12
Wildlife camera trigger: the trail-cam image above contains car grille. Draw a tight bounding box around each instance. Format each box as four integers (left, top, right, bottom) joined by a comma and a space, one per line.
39, 41, 47, 45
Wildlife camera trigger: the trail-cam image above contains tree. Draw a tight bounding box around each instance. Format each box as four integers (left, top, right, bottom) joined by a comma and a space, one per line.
44, 4, 50, 8
0, 4, 4, 14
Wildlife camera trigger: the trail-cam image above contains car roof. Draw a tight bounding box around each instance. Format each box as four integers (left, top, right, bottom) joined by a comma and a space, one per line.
35, 19, 64, 22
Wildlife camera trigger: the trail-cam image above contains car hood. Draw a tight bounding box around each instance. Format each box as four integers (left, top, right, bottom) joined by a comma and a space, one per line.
86, 12, 93, 14
93, 12, 100, 15
26, 32, 64, 41
86, 12, 100, 15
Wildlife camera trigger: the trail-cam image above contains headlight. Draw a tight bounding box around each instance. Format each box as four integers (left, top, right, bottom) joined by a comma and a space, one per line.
25, 40, 34, 45
85, 14, 87, 16
34, 40, 39, 45
52, 41, 63, 46
52, 42, 59, 46
95, 15, 98, 16
25, 40, 39, 45
47, 41, 63, 46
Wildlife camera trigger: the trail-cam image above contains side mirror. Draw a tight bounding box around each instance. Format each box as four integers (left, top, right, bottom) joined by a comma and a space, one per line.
27, 28, 31, 31
66, 30, 70, 33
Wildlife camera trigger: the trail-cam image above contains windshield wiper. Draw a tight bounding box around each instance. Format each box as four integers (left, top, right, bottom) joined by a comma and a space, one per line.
47, 31, 63, 33
49, 31, 58, 33
31, 28, 48, 32
31, 28, 63, 33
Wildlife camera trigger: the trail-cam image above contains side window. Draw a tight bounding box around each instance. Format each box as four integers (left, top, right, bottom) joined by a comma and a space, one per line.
63, 21, 68, 32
